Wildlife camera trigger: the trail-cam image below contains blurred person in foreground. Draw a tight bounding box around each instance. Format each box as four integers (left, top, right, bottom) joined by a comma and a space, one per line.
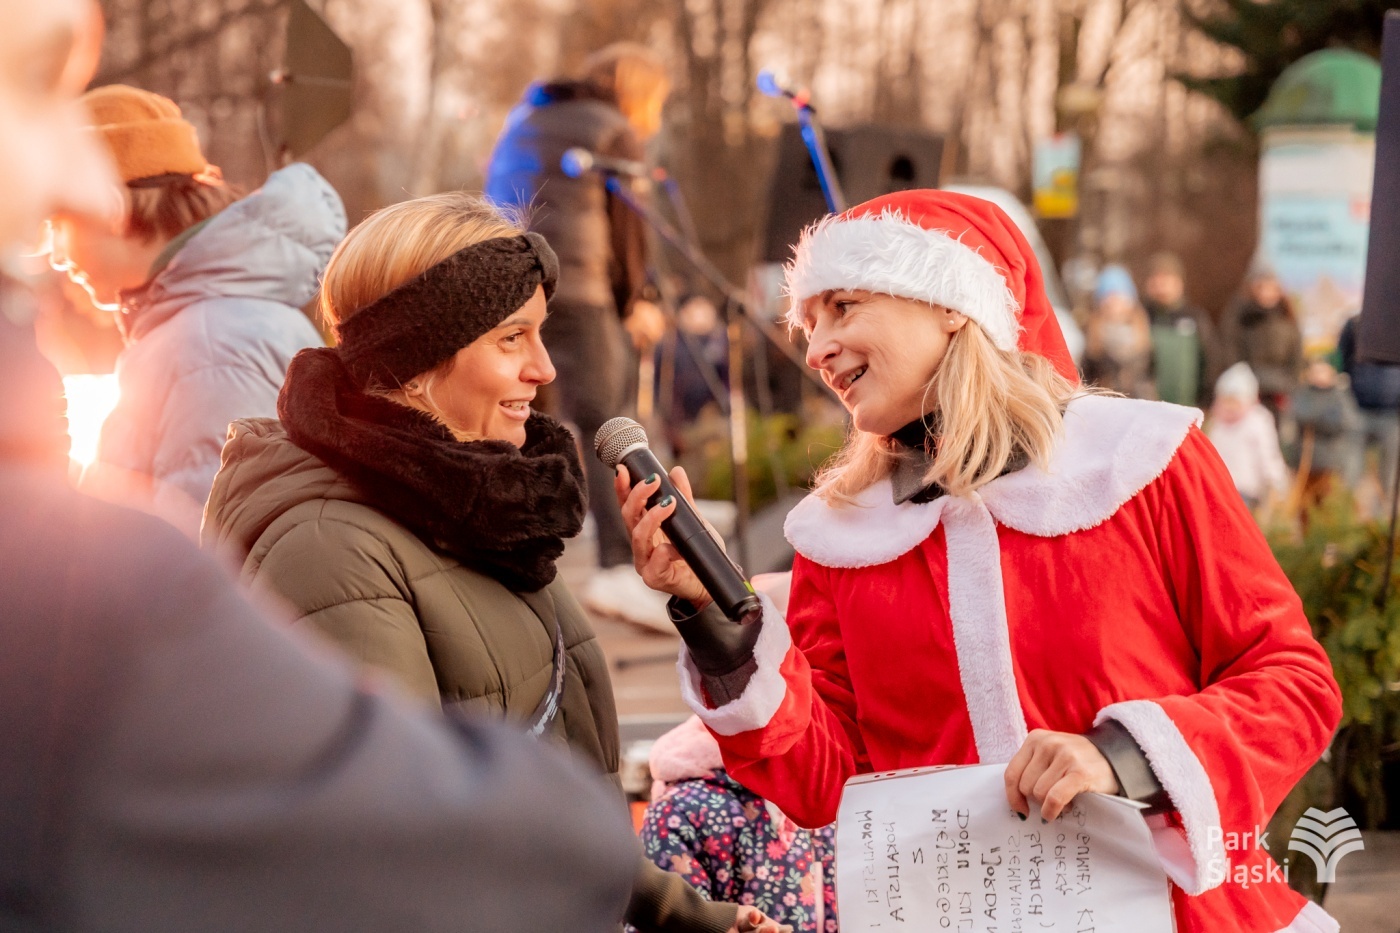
0, 2, 639, 930
1142, 251, 1215, 407
1221, 261, 1303, 420
484, 42, 672, 629
1082, 263, 1154, 398
615, 190, 1340, 931
201, 193, 779, 933
1337, 313, 1400, 512
46, 83, 340, 533
1205, 362, 1289, 514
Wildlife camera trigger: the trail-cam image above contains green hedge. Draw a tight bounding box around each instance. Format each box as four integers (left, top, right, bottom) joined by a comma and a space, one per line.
1265, 495, 1400, 897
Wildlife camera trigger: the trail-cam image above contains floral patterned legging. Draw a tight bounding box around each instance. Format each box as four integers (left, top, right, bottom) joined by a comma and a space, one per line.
639, 769, 838, 933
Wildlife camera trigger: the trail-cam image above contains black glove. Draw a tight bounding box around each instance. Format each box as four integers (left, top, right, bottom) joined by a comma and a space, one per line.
1084, 719, 1171, 815
668, 596, 762, 703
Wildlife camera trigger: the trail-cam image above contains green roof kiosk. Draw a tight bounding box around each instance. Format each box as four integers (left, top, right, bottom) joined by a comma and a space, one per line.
1255, 49, 1382, 353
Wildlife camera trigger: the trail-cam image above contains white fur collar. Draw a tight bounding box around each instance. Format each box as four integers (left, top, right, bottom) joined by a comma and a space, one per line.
784, 395, 1202, 568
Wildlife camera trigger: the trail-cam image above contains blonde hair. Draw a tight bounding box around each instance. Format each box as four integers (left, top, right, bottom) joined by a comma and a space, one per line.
319, 191, 527, 435
583, 43, 670, 139
811, 317, 1077, 505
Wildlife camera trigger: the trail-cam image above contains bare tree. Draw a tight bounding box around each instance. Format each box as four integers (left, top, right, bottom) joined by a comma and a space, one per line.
90, 0, 1266, 310
667, 0, 780, 280
97, 0, 286, 186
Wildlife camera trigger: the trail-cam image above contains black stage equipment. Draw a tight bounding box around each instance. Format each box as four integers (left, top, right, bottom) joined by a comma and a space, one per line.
760, 123, 944, 264
265, 0, 354, 160
1362, 11, 1400, 607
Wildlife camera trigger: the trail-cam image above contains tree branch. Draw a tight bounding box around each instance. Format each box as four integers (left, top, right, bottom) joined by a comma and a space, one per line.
95, 0, 289, 87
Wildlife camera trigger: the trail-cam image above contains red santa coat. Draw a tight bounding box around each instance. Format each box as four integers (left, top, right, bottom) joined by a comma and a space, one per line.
678, 395, 1341, 933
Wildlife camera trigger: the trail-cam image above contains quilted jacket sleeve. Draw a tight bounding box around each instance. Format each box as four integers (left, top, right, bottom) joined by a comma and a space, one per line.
152, 362, 280, 513
250, 515, 440, 703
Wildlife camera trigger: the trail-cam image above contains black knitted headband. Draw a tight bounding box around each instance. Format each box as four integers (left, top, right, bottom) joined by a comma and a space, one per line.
335, 232, 559, 387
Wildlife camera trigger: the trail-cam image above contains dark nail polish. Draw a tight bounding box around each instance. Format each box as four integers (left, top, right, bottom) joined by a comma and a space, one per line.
1016, 812, 1026, 822
645, 473, 658, 484
1040, 817, 1048, 824
659, 494, 674, 507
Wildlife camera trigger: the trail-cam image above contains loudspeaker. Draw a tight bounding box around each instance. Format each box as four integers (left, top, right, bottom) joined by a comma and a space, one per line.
268, 0, 354, 159
759, 123, 944, 263
1359, 11, 1400, 364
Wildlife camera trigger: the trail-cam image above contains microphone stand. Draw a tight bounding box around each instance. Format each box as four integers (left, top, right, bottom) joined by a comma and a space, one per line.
605, 178, 833, 398
656, 173, 702, 248
796, 99, 846, 213
759, 77, 846, 213
605, 175, 839, 569
761, 72, 845, 210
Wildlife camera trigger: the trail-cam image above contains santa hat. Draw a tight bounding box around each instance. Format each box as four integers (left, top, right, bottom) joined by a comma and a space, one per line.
784, 189, 1078, 382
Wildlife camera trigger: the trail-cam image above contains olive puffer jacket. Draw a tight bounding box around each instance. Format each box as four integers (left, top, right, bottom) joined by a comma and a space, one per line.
202, 418, 737, 933
203, 418, 618, 761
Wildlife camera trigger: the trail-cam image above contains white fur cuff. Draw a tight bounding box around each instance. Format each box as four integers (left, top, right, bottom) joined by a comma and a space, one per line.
1274, 901, 1339, 933
677, 592, 793, 737
1095, 700, 1227, 895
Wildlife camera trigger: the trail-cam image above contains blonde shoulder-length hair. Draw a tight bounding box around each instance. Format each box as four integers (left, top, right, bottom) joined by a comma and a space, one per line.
804, 307, 1078, 506
318, 191, 527, 436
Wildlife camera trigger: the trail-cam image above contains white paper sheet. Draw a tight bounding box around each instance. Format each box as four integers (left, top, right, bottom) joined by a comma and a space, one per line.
835, 764, 1174, 932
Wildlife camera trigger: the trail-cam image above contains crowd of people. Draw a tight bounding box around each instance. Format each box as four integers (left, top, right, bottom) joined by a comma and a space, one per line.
0, 1, 1377, 931
1081, 253, 1399, 518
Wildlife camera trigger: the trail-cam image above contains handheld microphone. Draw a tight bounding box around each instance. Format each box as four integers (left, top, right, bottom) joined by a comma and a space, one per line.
595, 417, 762, 622
561, 147, 652, 179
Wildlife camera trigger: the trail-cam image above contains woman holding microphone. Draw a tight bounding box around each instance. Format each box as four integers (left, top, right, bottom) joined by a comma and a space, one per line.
616, 190, 1341, 933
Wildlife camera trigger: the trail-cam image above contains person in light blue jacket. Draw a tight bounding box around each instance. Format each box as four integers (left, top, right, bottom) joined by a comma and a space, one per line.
48, 85, 344, 531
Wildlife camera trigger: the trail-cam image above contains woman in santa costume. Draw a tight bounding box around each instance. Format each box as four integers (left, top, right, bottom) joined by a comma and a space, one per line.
614, 189, 1342, 932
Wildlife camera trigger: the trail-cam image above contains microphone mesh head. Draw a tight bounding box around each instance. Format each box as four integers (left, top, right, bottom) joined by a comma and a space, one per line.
594, 417, 647, 468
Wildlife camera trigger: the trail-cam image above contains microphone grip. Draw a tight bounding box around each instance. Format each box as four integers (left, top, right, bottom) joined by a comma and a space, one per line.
618, 448, 761, 622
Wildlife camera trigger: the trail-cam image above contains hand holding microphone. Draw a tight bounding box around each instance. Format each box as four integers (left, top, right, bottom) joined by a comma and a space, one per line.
598, 417, 760, 621
601, 418, 764, 682
611, 462, 713, 609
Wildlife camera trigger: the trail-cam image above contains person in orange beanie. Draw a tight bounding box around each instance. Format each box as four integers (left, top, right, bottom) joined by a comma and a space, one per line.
47, 84, 343, 532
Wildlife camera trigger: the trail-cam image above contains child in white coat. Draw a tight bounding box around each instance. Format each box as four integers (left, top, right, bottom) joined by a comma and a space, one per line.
1206, 362, 1290, 511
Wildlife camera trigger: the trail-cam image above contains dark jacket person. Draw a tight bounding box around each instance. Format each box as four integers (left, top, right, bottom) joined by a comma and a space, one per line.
483, 43, 673, 627
2, 12, 633, 929
202, 193, 744, 933
1220, 263, 1303, 417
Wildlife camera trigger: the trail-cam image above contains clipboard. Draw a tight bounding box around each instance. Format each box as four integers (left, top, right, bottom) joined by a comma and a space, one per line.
835, 763, 1175, 931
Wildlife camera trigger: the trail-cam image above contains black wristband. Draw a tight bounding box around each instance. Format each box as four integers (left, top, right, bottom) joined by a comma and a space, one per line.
666, 595, 762, 678
1084, 719, 1172, 816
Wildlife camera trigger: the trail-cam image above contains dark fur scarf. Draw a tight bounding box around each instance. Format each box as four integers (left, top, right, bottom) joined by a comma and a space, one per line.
278, 347, 586, 592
